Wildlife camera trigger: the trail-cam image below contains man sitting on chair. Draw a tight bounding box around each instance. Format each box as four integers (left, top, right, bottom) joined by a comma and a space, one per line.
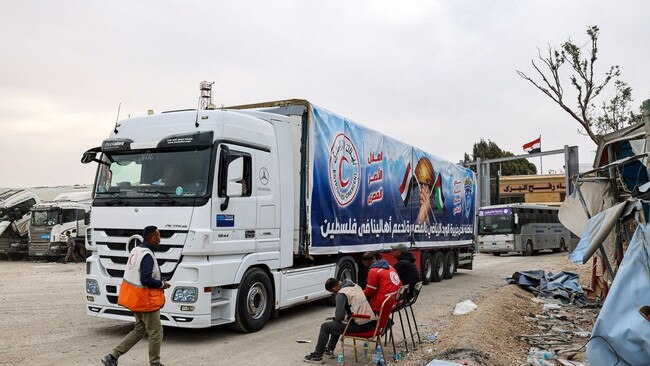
304, 278, 375, 364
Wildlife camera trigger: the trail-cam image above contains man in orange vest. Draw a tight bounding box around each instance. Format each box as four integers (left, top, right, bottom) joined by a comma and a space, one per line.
102, 226, 170, 366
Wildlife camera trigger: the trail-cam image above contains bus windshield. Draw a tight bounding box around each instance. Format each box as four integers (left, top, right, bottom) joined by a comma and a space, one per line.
478, 213, 513, 235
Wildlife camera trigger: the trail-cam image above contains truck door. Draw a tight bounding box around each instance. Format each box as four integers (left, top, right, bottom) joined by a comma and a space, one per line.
212, 143, 257, 254
254, 149, 280, 264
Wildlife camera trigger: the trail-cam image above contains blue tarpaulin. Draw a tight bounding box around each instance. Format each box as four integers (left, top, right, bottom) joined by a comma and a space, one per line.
587, 223, 650, 366
507, 270, 583, 301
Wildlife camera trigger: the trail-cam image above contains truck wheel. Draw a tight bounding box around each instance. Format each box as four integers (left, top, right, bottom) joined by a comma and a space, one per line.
492, 252, 501, 256
229, 268, 274, 333
443, 251, 456, 279
524, 241, 533, 257
7, 253, 24, 261
420, 252, 433, 285
328, 259, 356, 305
432, 252, 444, 283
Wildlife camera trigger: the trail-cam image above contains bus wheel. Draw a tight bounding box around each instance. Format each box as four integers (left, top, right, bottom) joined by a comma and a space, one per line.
524, 241, 533, 256
432, 252, 444, 283
443, 251, 456, 279
420, 252, 433, 285
559, 238, 567, 252
229, 268, 274, 333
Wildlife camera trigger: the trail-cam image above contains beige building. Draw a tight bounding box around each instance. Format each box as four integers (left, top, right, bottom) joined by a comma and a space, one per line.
497, 174, 566, 205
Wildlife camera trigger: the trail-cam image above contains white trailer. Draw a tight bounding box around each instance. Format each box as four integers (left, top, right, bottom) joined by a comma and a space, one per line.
0, 189, 41, 260
81, 99, 475, 332
29, 190, 92, 259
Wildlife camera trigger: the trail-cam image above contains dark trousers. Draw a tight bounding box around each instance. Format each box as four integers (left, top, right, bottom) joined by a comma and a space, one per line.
315, 320, 376, 356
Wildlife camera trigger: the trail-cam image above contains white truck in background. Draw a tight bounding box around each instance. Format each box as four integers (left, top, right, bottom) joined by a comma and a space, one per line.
81, 99, 475, 332
29, 190, 92, 260
0, 189, 41, 260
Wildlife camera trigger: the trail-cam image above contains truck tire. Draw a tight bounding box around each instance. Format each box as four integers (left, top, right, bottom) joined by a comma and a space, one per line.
420, 252, 433, 285
328, 259, 357, 305
432, 252, 444, 283
229, 268, 274, 333
7, 253, 24, 261
442, 251, 456, 280
492, 252, 501, 256
524, 240, 533, 257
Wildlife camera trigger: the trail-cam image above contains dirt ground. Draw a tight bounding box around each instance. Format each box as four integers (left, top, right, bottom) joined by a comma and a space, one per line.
0, 252, 589, 366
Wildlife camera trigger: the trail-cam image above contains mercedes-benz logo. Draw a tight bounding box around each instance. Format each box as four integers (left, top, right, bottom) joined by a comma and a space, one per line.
259, 167, 269, 186
126, 234, 143, 253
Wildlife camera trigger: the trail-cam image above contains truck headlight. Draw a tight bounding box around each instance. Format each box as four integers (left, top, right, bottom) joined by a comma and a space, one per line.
86, 279, 100, 295
173, 287, 198, 303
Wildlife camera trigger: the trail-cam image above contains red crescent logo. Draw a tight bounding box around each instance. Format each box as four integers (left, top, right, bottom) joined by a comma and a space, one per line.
339, 156, 350, 188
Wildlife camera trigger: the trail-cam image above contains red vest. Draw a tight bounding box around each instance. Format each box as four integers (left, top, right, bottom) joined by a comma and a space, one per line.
364, 264, 402, 311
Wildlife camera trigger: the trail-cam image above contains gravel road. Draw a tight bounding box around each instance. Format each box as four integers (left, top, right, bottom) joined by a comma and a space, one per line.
0, 252, 571, 365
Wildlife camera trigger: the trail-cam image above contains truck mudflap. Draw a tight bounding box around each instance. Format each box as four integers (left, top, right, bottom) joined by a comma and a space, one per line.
457, 251, 474, 270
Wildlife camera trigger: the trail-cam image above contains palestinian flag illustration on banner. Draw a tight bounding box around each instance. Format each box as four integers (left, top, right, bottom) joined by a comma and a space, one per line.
433, 173, 444, 210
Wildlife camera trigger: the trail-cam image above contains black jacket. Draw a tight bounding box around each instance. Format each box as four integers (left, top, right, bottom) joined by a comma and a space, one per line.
394, 252, 421, 298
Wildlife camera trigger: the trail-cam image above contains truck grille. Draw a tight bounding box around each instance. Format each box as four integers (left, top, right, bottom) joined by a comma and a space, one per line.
93, 228, 187, 279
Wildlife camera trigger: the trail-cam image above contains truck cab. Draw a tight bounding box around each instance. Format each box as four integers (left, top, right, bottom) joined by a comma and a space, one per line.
29, 191, 92, 260
0, 189, 41, 260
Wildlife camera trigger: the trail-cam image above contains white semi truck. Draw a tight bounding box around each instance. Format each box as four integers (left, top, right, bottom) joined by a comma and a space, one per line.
29, 190, 92, 260
81, 99, 476, 332
0, 189, 41, 260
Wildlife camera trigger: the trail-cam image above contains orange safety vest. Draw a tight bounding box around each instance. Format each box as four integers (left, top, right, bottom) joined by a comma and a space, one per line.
117, 246, 165, 312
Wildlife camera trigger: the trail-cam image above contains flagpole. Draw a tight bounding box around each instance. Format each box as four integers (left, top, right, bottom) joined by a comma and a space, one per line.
539, 135, 543, 174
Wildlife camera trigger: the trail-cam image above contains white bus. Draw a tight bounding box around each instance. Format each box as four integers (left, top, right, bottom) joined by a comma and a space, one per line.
477, 204, 570, 256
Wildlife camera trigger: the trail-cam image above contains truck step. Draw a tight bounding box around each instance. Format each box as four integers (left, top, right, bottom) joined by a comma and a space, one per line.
211, 298, 231, 308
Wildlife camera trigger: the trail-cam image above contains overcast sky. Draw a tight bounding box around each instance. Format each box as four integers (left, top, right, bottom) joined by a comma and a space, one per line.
1, 1, 649, 188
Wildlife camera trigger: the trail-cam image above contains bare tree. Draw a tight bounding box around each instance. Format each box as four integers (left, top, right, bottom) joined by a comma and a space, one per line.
517, 26, 621, 144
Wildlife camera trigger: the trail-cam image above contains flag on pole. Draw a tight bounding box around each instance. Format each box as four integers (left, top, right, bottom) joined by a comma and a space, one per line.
523, 137, 541, 154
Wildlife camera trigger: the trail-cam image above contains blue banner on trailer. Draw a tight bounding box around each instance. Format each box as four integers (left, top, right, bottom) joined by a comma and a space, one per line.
309, 106, 475, 254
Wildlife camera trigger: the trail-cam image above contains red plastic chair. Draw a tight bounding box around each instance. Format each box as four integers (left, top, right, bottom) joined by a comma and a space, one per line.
340, 295, 396, 365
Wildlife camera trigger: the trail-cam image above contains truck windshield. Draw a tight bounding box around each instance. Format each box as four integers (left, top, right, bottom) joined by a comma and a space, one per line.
478, 214, 513, 235
32, 210, 60, 226
94, 147, 212, 199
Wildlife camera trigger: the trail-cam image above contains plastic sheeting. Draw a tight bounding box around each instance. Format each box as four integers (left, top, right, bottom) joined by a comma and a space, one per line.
507, 270, 584, 301
569, 202, 626, 265
587, 223, 650, 365
558, 179, 614, 237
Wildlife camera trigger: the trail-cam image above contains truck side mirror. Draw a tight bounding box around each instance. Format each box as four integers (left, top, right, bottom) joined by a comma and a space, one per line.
81, 151, 97, 164
514, 213, 519, 225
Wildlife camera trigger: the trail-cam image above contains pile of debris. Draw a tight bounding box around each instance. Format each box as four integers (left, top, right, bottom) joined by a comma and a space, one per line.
507, 270, 602, 366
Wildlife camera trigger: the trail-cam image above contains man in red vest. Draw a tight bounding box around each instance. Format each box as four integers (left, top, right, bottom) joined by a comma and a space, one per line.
361, 251, 402, 311
102, 226, 171, 366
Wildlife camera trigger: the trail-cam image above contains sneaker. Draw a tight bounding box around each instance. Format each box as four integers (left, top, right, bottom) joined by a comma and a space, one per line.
101, 354, 118, 366
323, 348, 336, 359
303, 352, 324, 364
